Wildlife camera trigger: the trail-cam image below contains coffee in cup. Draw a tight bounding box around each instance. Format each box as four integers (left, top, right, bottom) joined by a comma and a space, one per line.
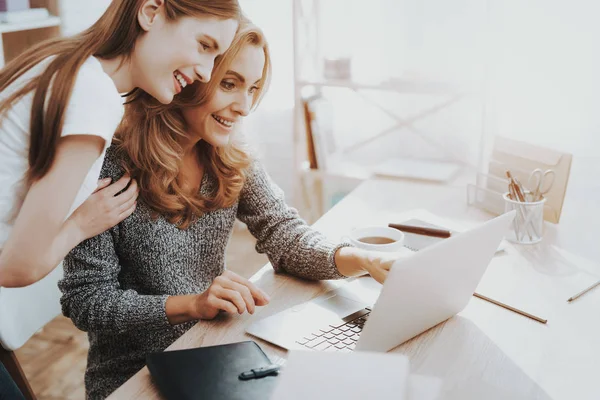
357, 236, 397, 245
346, 226, 405, 252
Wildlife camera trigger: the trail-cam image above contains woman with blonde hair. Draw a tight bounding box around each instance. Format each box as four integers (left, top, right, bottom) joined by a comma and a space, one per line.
59, 22, 397, 398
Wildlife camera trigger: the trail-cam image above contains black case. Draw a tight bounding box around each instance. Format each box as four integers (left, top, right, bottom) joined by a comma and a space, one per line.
146, 341, 278, 400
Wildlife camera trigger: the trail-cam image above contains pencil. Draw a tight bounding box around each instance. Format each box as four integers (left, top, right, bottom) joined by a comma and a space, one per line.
567, 279, 600, 303
513, 177, 527, 202
388, 223, 451, 238
506, 171, 526, 202
473, 292, 547, 324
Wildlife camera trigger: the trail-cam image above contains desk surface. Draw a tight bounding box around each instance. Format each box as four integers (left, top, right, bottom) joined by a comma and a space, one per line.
109, 178, 600, 400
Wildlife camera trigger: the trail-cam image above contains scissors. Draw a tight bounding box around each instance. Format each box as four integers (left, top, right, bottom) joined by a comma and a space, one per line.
527, 168, 555, 201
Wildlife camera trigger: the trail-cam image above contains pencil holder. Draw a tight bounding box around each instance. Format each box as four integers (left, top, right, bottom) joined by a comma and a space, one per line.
503, 192, 546, 244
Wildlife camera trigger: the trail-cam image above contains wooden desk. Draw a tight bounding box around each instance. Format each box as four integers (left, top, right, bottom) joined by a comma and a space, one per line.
109, 179, 600, 400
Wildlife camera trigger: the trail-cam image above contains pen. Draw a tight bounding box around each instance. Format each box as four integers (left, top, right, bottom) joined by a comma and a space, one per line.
567, 279, 600, 303
388, 223, 451, 238
239, 363, 280, 380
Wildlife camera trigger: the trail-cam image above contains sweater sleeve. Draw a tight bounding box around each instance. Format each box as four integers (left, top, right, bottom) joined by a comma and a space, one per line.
237, 162, 350, 280
58, 228, 170, 333
58, 146, 171, 334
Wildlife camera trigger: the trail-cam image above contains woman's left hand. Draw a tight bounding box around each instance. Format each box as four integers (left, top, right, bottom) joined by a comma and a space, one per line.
68, 176, 138, 241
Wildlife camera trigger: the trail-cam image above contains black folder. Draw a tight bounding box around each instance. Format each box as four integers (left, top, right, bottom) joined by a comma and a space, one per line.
146, 341, 279, 400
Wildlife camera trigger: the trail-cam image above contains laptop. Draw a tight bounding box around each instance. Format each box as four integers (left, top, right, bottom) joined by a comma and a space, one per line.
246, 211, 515, 353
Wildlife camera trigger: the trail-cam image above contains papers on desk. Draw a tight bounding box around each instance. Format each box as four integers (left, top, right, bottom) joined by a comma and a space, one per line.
270, 350, 441, 400
373, 157, 462, 183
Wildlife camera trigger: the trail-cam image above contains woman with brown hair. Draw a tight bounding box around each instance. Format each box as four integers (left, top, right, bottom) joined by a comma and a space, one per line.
59, 22, 398, 399
0, 0, 241, 288
0, 1, 240, 397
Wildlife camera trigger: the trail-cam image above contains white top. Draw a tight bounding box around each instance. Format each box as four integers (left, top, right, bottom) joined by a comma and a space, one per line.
0, 56, 124, 247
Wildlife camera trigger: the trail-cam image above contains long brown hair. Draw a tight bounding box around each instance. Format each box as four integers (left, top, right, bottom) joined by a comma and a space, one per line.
116, 22, 271, 229
0, 0, 241, 183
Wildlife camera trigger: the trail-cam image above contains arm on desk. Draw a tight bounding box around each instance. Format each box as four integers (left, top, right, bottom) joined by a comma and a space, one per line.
58, 229, 263, 328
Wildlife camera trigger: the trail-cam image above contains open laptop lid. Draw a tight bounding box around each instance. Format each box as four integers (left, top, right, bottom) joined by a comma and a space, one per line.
355, 211, 515, 352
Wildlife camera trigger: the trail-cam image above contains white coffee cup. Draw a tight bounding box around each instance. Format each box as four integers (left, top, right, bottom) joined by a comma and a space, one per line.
346, 226, 405, 252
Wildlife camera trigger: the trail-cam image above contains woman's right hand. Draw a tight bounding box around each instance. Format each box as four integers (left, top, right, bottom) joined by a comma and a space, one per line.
192, 270, 271, 320
69, 175, 138, 241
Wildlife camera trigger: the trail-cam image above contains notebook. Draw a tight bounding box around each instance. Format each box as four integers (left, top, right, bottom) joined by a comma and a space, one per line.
146, 341, 279, 400
400, 219, 448, 252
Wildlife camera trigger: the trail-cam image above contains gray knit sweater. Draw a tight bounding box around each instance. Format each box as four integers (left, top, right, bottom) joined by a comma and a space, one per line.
59, 146, 348, 399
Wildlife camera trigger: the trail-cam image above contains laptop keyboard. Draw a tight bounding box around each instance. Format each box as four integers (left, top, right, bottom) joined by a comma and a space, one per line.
294, 310, 370, 352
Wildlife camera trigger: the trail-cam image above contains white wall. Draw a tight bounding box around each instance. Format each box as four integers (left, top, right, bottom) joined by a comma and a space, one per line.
486, 0, 600, 157
238, 0, 296, 197
240, 0, 600, 212
310, 0, 600, 161
59, 0, 111, 35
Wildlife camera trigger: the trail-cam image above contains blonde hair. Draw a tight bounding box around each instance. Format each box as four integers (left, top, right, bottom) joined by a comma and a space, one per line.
116, 22, 271, 229
0, 0, 241, 183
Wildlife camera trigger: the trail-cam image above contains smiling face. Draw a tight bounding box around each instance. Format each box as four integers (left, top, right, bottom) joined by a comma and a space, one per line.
133, 6, 238, 104
181, 44, 266, 147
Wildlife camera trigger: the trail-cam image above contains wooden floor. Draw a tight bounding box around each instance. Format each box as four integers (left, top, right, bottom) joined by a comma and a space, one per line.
15, 224, 268, 400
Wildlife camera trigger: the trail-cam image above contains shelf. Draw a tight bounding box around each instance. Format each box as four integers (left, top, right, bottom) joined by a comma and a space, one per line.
0, 16, 61, 34
300, 156, 471, 185
297, 77, 464, 95
300, 159, 372, 181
